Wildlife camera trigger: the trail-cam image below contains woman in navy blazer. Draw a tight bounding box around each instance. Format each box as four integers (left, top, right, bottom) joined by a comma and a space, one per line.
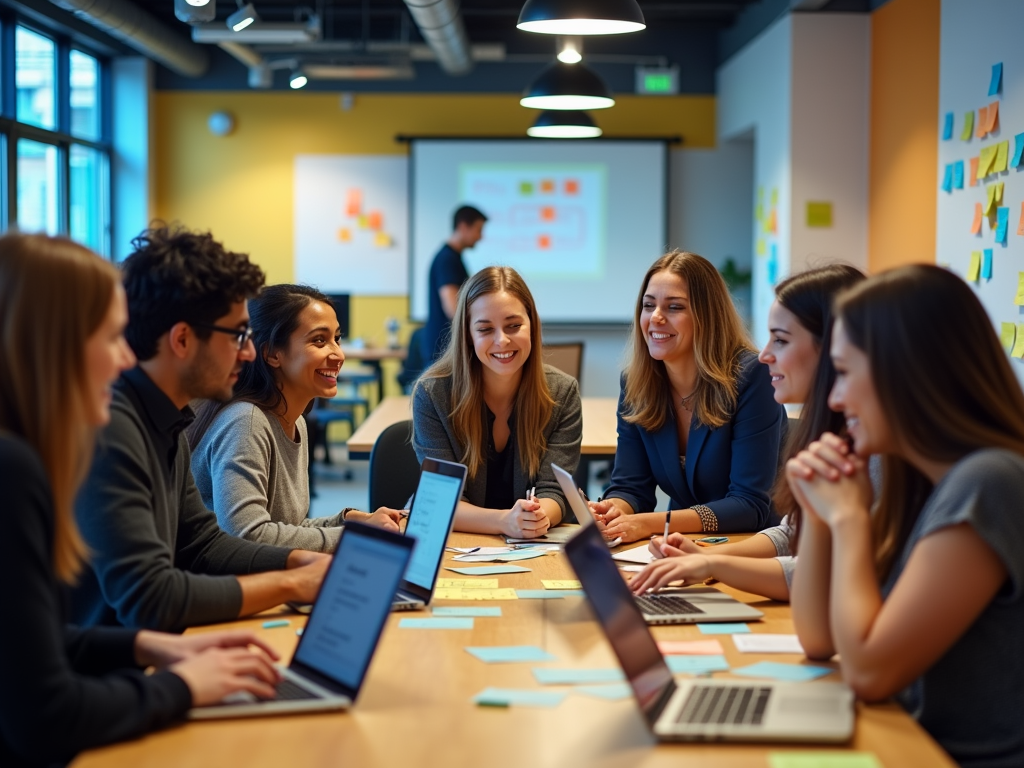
591, 251, 786, 542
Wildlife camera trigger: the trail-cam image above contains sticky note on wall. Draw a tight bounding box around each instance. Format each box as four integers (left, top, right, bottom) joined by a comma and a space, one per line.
1016, 273, 1024, 305
990, 62, 1003, 96
1018, 202, 1024, 236
1013, 324, 1024, 359
941, 165, 953, 193
971, 202, 983, 234
976, 106, 989, 138
806, 202, 833, 227
1001, 323, 1016, 354
962, 111, 975, 141
1013, 133, 1024, 169
994, 141, 1009, 173
943, 112, 954, 140
953, 161, 964, 189
978, 146, 996, 179
969, 157, 979, 186
967, 251, 982, 282
982, 248, 993, 280
996, 207, 1010, 244
987, 101, 1000, 134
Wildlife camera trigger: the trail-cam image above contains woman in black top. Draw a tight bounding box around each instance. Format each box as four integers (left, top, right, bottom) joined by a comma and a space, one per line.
0, 233, 281, 767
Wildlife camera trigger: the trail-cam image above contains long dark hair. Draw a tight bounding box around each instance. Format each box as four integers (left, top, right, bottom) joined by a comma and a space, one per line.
187, 284, 334, 447
772, 264, 866, 544
834, 265, 1024, 579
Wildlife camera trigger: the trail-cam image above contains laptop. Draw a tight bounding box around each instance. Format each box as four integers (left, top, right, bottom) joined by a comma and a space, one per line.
189, 522, 413, 719
391, 457, 467, 611
564, 523, 855, 743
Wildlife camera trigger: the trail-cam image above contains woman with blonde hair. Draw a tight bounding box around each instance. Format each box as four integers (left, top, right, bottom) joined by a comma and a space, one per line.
0, 234, 281, 768
591, 251, 786, 543
413, 266, 582, 538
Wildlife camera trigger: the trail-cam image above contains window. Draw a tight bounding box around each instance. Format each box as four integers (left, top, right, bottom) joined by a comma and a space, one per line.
17, 139, 59, 234
16, 27, 56, 130
70, 50, 100, 140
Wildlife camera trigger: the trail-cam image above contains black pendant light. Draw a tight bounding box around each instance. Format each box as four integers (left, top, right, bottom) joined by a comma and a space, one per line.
517, 0, 645, 35
521, 61, 614, 110
527, 110, 602, 138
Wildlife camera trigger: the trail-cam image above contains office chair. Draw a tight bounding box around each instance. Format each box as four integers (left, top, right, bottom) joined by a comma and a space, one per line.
368, 419, 421, 511
542, 341, 584, 385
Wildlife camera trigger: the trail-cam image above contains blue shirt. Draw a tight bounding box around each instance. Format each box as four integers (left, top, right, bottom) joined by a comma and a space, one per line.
422, 244, 468, 362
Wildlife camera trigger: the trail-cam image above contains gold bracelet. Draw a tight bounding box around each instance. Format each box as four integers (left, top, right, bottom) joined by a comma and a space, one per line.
693, 505, 718, 533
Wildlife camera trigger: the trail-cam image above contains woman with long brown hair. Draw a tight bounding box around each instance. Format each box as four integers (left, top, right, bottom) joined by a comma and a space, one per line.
0, 234, 281, 768
413, 266, 582, 538
591, 251, 786, 543
788, 265, 1024, 767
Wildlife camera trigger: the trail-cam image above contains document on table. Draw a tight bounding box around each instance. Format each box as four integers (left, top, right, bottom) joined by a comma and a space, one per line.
453, 550, 548, 563
433, 588, 518, 600
769, 752, 881, 768
573, 683, 634, 701
732, 634, 804, 654
436, 578, 499, 589
611, 545, 655, 565
516, 590, 585, 599
698, 623, 750, 634
447, 546, 516, 555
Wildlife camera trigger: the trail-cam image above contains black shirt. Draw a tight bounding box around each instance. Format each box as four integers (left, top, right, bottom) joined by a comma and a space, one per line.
422, 244, 468, 362
0, 433, 191, 768
483, 406, 516, 510
70, 366, 292, 632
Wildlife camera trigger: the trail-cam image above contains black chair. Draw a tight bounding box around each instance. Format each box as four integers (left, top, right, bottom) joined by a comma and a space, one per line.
368, 419, 421, 511
397, 327, 427, 393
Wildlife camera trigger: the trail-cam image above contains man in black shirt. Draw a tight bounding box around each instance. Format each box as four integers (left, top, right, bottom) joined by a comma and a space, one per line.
72, 226, 329, 632
421, 205, 487, 363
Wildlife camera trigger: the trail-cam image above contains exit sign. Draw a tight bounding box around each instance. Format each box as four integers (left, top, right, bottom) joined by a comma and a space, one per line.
636, 66, 679, 95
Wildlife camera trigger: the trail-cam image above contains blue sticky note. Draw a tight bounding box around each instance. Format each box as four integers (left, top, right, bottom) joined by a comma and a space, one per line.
533, 668, 624, 685
432, 606, 502, 617
953, 160, 964, 189
996, 207, 1010, 244
1012, 133, 1024, 168
698, 623, 751, 635
942, 112, 954, 140
983, 248, 994, 279
666, 654, 731, 674
466, 645, 556, 663
574, 683, 634, 701
399, 617, 474, 630
261, 619, 289, 629
733, 661, 832, 682
446, 565, 532, 575
515, 590, 585, 599
989, 62, 1003, 96
473, 687, 567, 708
941, 163, 953, 192
767, 244, 778, 286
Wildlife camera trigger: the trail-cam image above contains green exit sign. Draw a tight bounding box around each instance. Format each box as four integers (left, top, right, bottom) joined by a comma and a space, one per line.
636, 66, 679, 95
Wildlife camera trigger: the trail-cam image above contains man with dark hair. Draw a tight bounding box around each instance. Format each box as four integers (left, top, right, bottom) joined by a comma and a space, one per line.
421, 204, 487, 363
71, 225, 329, 632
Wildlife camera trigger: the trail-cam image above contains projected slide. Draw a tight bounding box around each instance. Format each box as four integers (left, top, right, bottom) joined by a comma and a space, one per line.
460, 164, 606, 278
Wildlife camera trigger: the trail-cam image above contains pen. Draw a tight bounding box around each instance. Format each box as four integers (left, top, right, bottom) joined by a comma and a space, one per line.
529, 486, 536, 501
662, 509, 671, 548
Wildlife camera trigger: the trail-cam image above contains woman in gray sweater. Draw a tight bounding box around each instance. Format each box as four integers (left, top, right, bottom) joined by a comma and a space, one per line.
189, 285, 401, 552
413, 266, 582, 539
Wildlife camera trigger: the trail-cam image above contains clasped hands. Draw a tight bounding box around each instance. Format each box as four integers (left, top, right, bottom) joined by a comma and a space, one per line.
785, 431, 873, 527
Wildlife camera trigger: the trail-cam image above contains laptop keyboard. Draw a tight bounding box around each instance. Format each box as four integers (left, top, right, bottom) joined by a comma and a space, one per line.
273, 678, 320, 701
675, 685, 772, 726
636, 594, 703, 615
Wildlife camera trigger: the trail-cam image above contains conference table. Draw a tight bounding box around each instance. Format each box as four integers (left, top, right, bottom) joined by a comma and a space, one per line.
73, 532, 954, 768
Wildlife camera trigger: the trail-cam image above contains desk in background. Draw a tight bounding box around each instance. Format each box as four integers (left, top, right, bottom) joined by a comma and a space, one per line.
340, 345, 407, 404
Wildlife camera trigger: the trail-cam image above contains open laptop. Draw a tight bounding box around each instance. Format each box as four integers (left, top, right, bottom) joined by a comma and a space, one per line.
391, 457, 467, 611
564, 523, 854, 743
190, 522, 413, 719
553, 463, 762, 625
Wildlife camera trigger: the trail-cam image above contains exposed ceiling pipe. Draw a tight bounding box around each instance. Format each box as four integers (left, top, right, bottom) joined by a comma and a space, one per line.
402, 0, 473, 76
49, 0, 209, 77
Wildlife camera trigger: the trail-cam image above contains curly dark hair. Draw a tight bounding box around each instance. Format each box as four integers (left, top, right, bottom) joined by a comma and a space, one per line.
122, 224, 266, 360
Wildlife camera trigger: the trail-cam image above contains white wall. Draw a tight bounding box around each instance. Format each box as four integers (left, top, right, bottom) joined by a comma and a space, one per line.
937, 0, 1024, 387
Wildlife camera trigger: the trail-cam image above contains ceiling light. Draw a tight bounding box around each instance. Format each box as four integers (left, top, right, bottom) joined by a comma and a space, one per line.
226, 3, 258, 32
185, 0, 210, 6
556, 36, 582, 64
521, 61, 614, 110
527, 110, 602, 138
517, 0, 645, 35
176, 0, 214, 23
289, 69, 308, 89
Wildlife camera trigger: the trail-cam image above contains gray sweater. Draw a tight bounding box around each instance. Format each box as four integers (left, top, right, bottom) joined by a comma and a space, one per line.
412, 365, 582, 520
192, 401, 344, 552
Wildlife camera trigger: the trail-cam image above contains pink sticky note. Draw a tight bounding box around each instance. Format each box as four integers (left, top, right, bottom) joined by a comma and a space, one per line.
657, 640, 725, 655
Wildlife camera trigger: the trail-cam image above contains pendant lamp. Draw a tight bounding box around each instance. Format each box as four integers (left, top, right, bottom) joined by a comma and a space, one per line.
521, 61, 614, 110
527, 110, 602, 138
517, 0, 645, 35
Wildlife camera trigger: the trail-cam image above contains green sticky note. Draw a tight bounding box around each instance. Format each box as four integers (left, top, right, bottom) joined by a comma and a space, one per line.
769, 752, 882, 768
398, 617, 474, 630
519, 181, 533, 195
1000, 322, 1016, 354
697, 622, 750, 634
961, 110, 975, 141
1012, 324, 1024, 359
432, 606, 502, 617
806, 201, 833, 228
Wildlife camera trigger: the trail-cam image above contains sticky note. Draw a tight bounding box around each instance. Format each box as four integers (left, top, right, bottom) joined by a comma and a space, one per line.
987, 101, 1000, 133
446, 565, 531, 576
732, 634, 804, 654
769, 752, 882, 768
969, 156, 979, 186
941, 164, 953, 193
1016, 273, 1024, 305
456, 550, 547, 563
573, 683, 633, 701
994, 140, 1009, 173
532, 668, 624, 685
337, 227, 352, 243
373, 231, 392, 248
989, 62, 1003, 96
942, 112, 954, 140
806, 201, 833, 227
978, 146, 996, 179
961, 110, 975, 140
542, 580, 581, 590
967, 251, 982, 282
732, 661, 833, 682
971, 202, 984, 234
432, 606, 502, 617
982, 248, 994, 280
366, 211, 382, 230
473, 688, 566, 708
1013, 133, 1024, 168
1000, 322, 1016, 354
755, 203, 763, 222
357, 214, 369, 229
698, 623, 751, 635
985, 183, 999, 214
767, 208, 778, 234
976, 106, 989, 138
399, 617, 474, 630
657, 640, 724, 655
1012, 324, 1024, 358
666, 655, 731, 674
1018, 202, 1024, 235
771, 188, 778, 206
466, 646, 556, 663
996, 207, 1009, 244
519, 181, 533, 195
261, 619, 289, 629
434, 588, 518, 601
437, 579, 498, 589
564, 179, 579, 194
515, 590, 584, 599
953, 160, 964, 189
767, 244, 778, 286
345, 188, 361, 216
540, 179, 554, 193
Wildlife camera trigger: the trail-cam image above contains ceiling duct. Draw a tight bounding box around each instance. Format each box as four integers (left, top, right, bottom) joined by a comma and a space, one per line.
402, 0, 473, 76
49, 0, 209, 77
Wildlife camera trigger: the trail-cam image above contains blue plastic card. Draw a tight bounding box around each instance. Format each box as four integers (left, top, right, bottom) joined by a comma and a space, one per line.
432, 606, 502, 617
473, 688, 566, 708
399, 617, 474, 630
515, 590, 585, 599
697, 623, 751, 635
465, 645, 556, 663
532, 668, 624, 685
666, 654, 731, 674
732, 661, 832, 682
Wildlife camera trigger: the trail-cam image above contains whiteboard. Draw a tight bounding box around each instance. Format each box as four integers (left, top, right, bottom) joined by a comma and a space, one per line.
294, 155, 408, 295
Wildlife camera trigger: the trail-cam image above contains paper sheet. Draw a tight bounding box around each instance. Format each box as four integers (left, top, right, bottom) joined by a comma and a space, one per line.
532, 668, 624, 685
453, 550, 548, 563
573, 683, 633, 701
698, 623, 751, 635
446, 565, 532, 576
447, 546, 514, 555
433, 606, 502, 617
437, 578, 499, 589
769, 753, 882, 768
541, 580, 581, 590
732, 661, 832, 682
515, 590, 585, 599
611, 545, 655, 565
434, 588, 518, 600
657, 640, 724, 655
466, 645, 556, 663
399, 617, 474, 630
666, 654, 730, 674
732, 634, 804, 654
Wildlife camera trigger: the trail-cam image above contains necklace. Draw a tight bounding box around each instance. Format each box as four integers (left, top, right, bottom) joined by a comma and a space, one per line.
676, 388, 697, 411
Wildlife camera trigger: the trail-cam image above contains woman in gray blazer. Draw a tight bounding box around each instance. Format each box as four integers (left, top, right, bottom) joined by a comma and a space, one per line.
413, 266, 582, 539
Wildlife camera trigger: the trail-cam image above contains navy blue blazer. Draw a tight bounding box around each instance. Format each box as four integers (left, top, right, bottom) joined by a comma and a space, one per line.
603, 351, 786, 532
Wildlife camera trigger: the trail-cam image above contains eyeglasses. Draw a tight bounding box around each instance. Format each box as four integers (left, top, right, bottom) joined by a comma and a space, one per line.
191, 322, 254, 350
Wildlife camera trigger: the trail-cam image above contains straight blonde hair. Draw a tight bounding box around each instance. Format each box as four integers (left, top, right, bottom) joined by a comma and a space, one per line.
417, 266, 554, 479
0, 234, 119, 583
623, 251, 755, 431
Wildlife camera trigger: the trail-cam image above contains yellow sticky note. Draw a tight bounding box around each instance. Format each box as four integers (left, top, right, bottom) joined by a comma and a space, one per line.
995, 182, 1004, 206
542, 580, 582, 590
1001, 323, 1017, 354
768, 208, 778, 234
770, 189, 778, 206
373, 231, 392, 248
437, 579, 499, 589
985, 184, 999, 215
756, 238, 766, 255
433, 588, 518, 601
806, 201, 833, 228
768, 753, 882, 768
961, 110, 975, 140
357, 214, 369, 229
967, 251, 981, 282
1012, 324, 1024, 358
337, 227, 352, 243
755, 203, 763, 222
978, 146, 996, 179
994, 141, 1009, 173
1015, 273, 1024, 306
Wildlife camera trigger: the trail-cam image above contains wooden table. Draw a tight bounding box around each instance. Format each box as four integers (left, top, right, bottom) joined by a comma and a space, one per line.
73, 532, 953, 768
347, 395, 619, 460
340, 345, 408, 403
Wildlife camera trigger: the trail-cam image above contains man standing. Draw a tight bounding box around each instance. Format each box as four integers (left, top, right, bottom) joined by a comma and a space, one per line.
421, 205, 487, 363
72, 225, 329, 632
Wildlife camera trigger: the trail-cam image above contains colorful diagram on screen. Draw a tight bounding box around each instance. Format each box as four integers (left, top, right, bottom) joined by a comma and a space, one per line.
459, 164, 606, 278
336, 188, 395, 248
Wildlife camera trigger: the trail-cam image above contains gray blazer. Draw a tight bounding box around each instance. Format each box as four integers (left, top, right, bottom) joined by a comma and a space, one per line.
412, 365, 583, 520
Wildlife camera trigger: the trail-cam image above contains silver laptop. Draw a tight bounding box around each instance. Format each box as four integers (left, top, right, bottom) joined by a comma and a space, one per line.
552, 463, 763, 625
391, 457, 467, 611
190, 522, 414, 719
565, 524, 854, 743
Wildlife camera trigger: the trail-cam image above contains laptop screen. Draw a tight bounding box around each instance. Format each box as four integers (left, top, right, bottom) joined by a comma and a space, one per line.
402, 459, 466, 592
293, 524, 412, 695
564, 524, 675, 722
